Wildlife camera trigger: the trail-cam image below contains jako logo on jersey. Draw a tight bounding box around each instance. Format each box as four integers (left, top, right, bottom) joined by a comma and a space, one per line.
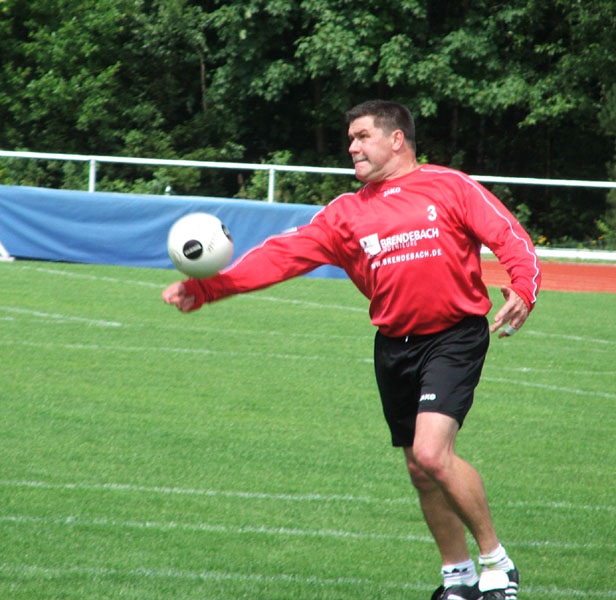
383, 186, 401, 197
360, 233, 382, 257
420, 393, 437, 402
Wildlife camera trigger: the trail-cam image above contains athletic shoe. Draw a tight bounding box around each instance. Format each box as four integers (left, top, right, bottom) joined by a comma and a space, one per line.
431, 582, 482, 600
479, 567, 519, 600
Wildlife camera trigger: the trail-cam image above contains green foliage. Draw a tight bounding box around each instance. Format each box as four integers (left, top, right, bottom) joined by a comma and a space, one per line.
236, 150, 360, 204
1, 0, 616, 241
0, 0, 248, 194
95, 141, 247, 196
595, 84, 616, 248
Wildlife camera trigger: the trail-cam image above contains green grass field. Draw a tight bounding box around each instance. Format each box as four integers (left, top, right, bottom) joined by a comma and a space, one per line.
1, 260, 614, 599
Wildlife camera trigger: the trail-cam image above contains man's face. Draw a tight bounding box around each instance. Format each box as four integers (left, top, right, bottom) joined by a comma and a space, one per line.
348, 115, 396, 183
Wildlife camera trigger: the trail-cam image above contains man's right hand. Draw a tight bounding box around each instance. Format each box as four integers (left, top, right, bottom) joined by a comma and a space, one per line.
162, 281, 196, 313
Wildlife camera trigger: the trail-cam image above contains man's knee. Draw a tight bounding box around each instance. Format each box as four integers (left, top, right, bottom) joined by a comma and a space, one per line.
411, 412, 459, 483
404, 447, 441, 492
409, 442, 452, 486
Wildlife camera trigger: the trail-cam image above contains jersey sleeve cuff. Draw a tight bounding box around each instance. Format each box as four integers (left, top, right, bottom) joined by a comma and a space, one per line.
183, 278, 207, 311
511, 285, 536, 312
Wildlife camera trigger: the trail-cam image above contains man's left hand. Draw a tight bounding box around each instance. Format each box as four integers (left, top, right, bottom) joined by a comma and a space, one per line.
489, 286, 529, 339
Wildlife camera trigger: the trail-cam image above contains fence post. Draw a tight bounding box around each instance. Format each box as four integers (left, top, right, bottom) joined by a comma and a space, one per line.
267, 167, 276, 203
88, 159, 97, 192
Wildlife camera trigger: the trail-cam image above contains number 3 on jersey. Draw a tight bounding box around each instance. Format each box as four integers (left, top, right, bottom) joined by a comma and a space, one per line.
427, 205, 437, 221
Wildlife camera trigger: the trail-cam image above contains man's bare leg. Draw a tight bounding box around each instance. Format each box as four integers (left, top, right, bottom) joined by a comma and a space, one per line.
407, 412, 500, 556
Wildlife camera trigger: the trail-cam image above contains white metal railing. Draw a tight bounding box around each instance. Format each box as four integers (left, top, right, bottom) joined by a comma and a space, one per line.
2, 149, 616, 199
1, 149, 615, 261
0, 150, 355, 201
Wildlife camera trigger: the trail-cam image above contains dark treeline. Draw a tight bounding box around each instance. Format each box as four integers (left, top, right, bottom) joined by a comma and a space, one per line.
1, 0, 615, 247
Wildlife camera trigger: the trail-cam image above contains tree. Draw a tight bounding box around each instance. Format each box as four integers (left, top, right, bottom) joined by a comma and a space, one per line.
1, 0, 615, 245
0, 0, 245, 192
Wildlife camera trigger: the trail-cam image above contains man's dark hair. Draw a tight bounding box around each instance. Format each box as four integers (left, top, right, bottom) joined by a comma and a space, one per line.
345, 100, 416, 152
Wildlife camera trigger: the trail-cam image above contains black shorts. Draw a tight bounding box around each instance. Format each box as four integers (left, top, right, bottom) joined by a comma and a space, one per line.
374, 316, 489, 447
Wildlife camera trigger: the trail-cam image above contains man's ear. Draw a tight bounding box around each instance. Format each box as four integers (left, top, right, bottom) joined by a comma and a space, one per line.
391, 129, 406, 151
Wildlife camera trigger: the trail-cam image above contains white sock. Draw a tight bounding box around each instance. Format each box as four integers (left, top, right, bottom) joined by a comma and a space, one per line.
442, 559, 478, 588
478, 544, 514, 572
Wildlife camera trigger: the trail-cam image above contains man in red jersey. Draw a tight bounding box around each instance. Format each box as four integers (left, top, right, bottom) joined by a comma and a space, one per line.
163, 100, 540, 600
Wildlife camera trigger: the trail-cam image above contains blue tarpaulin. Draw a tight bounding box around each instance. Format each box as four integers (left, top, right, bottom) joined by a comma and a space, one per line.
0, 185, 345, 279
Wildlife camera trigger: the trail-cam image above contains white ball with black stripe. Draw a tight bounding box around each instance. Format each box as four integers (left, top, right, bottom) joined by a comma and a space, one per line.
167, 212, 233, 278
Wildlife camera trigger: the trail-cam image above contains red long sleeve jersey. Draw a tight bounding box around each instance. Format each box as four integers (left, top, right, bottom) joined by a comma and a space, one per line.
184, 165, 541, 337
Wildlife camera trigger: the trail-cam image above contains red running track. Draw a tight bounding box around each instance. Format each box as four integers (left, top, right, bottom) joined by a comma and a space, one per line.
481, 260, 616, 294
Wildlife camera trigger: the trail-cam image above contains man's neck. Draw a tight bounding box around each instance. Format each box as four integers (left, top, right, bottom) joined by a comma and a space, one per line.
380, 158, 420, 182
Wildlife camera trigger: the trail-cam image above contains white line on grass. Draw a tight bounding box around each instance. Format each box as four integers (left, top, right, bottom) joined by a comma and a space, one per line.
2, 478, 614, 514
0, 562, 614, 599
0, 562, 433, 596
8, 295, 616, 354
0, 514, 434, 545
1, 338, 371, 365
496, 366, 616, 376
482, 376, 616, 399
152, 323, 372, 341
0, 479, 409, 505
0, 302, 370, 340
3, 562, 432, 595
5, 338, 613, 400
13, 265, 616, 347
17, 265, 163, 289
6, 302, 616, 353
525, 329, 616, 346
1, 512, 611, 552
237, 294, 367, 313
21, 265, 369, 313
0, 305, 122, 327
